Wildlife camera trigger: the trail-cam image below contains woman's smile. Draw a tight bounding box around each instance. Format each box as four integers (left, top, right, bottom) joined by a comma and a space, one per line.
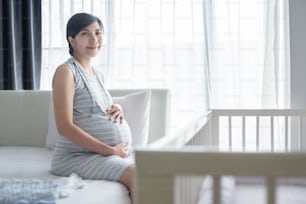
87, 46, 99, 50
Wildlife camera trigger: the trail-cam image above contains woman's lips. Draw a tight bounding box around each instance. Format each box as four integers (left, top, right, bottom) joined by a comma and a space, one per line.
87, 46, 99, 49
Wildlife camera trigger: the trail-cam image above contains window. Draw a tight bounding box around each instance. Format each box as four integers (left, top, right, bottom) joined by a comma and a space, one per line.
41, 0, 289, 135
41, 0, 207, 134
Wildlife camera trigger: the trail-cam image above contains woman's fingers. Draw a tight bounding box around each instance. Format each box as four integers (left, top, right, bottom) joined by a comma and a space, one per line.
105, 105, 124, 123
114, 143, 129, 158
109, 110, 122, 122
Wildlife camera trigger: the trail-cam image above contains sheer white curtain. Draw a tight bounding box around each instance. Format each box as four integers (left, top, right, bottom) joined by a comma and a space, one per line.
205, 0, 290, 150
41, 0, 112, 90
41, 0, 208, 134
109, 0, 208, 133
208, 0, 290, 108
41, 0, 289, 135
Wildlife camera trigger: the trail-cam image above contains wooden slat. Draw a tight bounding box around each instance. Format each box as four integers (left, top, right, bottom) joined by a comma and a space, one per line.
300, 116, 303, 151
135, 175, 174, 204
256, 116, 260, 152
271, 116, 274, 152
285, 116, 288, 152
212, 113, 219, 147
267, 177, 276, 204
229, 116, 232, 151
242, 116, 246, 151
213, 175, 221, 204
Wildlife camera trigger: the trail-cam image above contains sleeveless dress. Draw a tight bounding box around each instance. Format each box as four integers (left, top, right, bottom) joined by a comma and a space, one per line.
51, 57, 133, 181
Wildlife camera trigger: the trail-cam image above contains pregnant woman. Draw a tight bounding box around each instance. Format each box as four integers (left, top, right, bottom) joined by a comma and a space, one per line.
50, 13, 134, 201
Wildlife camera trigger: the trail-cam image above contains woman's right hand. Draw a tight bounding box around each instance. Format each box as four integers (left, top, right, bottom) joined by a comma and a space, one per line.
112, 143, 129, 158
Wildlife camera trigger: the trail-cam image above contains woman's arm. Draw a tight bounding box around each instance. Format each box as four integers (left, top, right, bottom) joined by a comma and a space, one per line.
52, 65, 128, 157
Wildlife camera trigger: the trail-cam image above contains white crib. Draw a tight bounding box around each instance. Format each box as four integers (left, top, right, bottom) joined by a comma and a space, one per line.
134, 109, 306, 204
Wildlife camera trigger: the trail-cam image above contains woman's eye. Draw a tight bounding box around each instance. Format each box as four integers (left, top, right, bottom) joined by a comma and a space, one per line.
81, 32, 88, 35
96, 31, 102, 35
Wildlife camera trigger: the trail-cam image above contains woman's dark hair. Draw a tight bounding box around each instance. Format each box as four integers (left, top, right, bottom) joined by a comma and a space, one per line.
66, 13, 104, 56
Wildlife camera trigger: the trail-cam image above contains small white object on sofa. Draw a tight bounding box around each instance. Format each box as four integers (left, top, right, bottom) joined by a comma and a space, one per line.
0, 89, 170, 204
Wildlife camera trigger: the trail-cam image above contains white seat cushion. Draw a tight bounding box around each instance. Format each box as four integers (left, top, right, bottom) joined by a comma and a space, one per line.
0, 147, 55, 179
0, 147, 131, 204
58, 180, 131, 204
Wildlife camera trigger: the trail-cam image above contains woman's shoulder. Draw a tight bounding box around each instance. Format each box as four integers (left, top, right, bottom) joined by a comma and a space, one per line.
55, 58, 76, 75
53, 64, 74, 83
53, 59, 76, 80
55, 64, 72, 74
59, 58, 76, 70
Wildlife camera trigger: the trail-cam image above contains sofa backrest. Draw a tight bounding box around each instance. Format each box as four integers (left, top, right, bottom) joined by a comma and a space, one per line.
0, 91, 51, 146
0, 89, 170, 147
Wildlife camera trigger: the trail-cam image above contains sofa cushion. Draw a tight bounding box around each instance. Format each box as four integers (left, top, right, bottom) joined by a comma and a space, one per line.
113, 90, 151, 147
46, 90, 151, 149
0, 147, 56, 179
0, 147, 131, 204
45, 98, 59, 150
58, 180, 131, 204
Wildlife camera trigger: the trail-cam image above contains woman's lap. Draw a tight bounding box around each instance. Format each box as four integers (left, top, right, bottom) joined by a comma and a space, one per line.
52, 152, 134, 181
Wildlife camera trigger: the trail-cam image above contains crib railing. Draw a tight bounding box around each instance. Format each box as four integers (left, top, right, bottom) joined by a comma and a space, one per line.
135, 109, 306, 204
134, 149, 306, 204
148, 114, 210, 204
211, 109, 306, 152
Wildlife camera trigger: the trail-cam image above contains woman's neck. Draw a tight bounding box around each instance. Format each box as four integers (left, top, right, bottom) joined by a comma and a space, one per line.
73, 54, 92, 73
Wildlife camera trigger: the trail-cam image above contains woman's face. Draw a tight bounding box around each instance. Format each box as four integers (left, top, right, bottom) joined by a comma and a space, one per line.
69, 21, 103, 58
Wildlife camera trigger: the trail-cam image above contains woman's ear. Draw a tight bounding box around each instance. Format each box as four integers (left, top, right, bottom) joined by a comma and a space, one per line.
68, 36, 75, 46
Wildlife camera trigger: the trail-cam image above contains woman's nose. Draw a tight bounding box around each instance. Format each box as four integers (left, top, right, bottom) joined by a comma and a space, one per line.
89, 33, 97, 42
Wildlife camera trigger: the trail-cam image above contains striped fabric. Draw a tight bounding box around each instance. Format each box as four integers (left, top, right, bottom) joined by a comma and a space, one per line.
51, 58, 133, 181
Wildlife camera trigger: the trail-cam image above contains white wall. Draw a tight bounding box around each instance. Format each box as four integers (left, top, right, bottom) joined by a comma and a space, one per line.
289, 0, 306, 108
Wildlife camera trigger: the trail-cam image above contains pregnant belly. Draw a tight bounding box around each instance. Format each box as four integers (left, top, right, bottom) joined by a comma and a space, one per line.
74, 115, 132, 146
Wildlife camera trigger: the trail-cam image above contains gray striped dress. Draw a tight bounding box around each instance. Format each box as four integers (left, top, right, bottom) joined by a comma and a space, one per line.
51, 57, 133, 181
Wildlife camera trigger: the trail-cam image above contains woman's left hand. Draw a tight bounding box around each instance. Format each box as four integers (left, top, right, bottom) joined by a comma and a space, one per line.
104, 104, 124, 123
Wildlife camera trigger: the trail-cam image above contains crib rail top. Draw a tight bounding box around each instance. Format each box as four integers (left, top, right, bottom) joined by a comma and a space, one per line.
210, 108, 306, 116
135, 148, 306, 177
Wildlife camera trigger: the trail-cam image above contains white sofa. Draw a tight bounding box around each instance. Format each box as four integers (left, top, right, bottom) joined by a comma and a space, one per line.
0, 89, 170, 204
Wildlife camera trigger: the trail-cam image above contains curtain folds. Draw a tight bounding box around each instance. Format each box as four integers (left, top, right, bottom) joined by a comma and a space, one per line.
202, 0, 213, 110
207, 0, 290, 108
261, 0, 290, 108
41, 0, 290, 134
0, 0, 41, 90
41, 0, 208, 134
